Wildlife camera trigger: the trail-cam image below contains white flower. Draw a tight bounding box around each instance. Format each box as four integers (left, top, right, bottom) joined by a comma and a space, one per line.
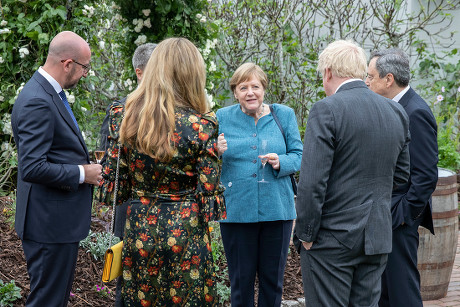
89, 70, 95, 77
0, 20, 7, 27
104, 19, 111, 29
2, 113, 12, 135
205, 90, 215, 108
19, 47, 29, 58
18, 0, 27, 2
196, 14, 202, 19
134, 23, 143, 32
0, 95, 4, 101
16, 83, 25, 94
134, 35, 147, 46
132, 18, 139, 25
82, 5, 95, 18
0, 28, 11, 34
67, 94, 75, 104
99, 41, 105, 50
457, 86, 460, 92
200, 16, 207, 23
142, 9, 151, 17
143, 18, 151, 28
436, 95, 444, 102
0, 56, 4, 63
208, 61, 216, 72
441, 86, 445, 92
114, 14, 122, 21
81, 106, 87, 112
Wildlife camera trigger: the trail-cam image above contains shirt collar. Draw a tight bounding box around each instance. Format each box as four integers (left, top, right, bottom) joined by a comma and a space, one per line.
335, 78, 363, 94
392, 85, 410, 102
38, 67, 63, 94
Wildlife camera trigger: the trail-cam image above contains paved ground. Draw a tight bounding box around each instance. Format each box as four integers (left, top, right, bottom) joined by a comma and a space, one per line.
424, 234, 460, 307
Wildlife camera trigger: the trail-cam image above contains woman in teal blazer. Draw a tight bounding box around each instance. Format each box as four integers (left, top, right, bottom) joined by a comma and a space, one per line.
217, 63, 303, 306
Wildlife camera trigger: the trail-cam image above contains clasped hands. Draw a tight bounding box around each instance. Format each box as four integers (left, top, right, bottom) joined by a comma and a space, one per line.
217, 133, 280, 170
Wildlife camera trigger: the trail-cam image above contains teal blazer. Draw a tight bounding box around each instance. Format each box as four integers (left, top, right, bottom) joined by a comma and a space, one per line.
217, 103, 303, 223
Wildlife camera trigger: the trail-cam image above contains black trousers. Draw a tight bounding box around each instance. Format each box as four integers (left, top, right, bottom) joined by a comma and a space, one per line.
220, 220, 293, 307
22, 239, 79, 307
379, 220, 423, 307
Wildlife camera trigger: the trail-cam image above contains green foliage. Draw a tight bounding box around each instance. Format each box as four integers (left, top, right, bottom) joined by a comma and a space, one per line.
0, 279, 21, 307
80, 230, 120, 261
93, 284, 112, 297
437, 116, 460, 172
209, 222, 231, 304
0, 192, 16, 230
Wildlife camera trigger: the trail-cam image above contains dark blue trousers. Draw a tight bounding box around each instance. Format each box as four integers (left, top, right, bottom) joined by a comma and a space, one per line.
220, 220, 293, 307
22, 239, 79, 307
379, 220, 423, 307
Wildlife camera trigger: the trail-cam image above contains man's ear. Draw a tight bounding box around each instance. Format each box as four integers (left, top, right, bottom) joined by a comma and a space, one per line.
325, 68, 333, 82
386, 73, 395, 88
135, 68, 143, 83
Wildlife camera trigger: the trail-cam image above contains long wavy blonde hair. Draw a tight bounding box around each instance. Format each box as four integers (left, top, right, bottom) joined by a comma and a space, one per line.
120, 37, 208, 161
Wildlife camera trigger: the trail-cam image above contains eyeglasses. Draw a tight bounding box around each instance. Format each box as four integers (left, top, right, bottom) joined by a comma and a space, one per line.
61, 59, 91, 73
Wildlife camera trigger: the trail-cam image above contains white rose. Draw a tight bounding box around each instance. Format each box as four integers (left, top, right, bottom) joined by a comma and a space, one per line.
0, 95, 4, 101
134, 35, 147, 46
0, 57, 4, 63
0, 28, 11, 34
144, 18, 151, 28
200, 16, 207, 23
0, 21, 7, 27
142, 9, 151, 17
196, 14, 202, 19
67, 94, 75, 104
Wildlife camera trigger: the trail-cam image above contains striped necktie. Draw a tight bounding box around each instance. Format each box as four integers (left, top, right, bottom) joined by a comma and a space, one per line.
58, 91, 80, 131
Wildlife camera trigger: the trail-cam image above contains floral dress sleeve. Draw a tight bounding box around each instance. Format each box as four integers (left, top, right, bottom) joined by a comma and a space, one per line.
195, 111, 226, 222
100, 102, 131, 206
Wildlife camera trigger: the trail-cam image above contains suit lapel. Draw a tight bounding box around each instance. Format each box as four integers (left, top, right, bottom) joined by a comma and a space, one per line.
397, 87, 415, 109
33, 72, 90, 159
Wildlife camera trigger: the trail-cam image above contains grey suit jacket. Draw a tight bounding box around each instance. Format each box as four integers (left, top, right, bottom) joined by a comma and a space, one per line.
294, 80, 410, 255
11, 71, 92, 243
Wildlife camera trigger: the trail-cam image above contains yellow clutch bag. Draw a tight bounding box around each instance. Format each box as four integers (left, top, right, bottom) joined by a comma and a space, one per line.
102, 241, 123, 283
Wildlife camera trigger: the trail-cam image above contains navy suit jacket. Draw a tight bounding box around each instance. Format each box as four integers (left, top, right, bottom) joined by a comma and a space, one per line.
11, 71, 92, 243
391, 87, 438, 233
295, 81, 411, 255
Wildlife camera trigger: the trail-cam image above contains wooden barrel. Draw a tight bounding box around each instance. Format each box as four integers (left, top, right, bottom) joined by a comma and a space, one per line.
417, 168, 458, 301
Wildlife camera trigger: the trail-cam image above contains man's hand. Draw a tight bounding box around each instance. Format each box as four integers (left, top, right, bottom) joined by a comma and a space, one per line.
302, 241, 313, 250
83, 164, 103, 185
217, 133, 227, 156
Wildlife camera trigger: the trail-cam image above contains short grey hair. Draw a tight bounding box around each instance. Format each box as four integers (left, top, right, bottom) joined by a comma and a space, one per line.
132, 43, 157, 71
370, 48, 410, 87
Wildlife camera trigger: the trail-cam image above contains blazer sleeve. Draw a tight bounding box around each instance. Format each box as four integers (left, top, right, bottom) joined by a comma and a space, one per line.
295, 101, 335, 243
16, 96, 80, 191
275, 107, 303, 178
396, 107, 438, 225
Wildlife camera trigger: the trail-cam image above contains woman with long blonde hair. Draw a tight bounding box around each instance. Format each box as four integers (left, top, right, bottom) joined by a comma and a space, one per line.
102, 37, 226, 306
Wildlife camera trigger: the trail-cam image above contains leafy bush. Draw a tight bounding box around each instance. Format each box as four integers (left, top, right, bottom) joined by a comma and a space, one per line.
0, 279, 21, 307
209, 222, 231, 304
80, 230, 120, 261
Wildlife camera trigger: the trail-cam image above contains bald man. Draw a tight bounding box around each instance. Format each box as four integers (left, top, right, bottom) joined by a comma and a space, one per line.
11, 31, 102, 307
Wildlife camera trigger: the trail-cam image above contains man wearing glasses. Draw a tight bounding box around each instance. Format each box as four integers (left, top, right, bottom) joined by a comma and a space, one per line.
11, 31, 101, 306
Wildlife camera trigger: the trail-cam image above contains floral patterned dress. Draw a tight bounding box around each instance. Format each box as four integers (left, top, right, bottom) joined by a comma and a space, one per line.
101, 102, 226, 306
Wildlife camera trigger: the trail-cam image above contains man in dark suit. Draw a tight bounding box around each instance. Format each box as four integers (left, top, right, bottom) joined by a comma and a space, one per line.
98, 42, 156, 307
11, 31, 102, 307
366, 49, 438, 307
294, 40, 411, 307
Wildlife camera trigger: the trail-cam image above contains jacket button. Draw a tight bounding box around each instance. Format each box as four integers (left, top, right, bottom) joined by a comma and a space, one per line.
228, 182, 232, 187
253, 133, 257, 137
252, 173, 257, 177
252, 145, 257, 150
252, 159, 257, 163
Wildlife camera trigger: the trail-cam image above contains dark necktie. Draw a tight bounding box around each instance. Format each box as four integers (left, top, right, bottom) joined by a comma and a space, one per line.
58, 91, 80, 131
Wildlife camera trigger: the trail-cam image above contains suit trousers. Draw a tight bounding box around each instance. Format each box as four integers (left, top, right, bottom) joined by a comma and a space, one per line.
22, 239, 79, 307
379, 220, 423, 307
220, 220, 293, 307
300, 230, 388, 307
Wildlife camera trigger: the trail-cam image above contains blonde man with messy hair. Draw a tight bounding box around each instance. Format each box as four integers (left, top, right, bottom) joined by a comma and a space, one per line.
294, 39, 410, 306
317, 39, 367, 80
102, 37, 226, 306
120, 37, 209, 161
